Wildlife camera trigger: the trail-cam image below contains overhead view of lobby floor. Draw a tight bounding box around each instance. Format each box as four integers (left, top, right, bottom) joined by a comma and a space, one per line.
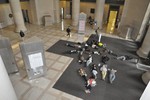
1, 22, 143, 100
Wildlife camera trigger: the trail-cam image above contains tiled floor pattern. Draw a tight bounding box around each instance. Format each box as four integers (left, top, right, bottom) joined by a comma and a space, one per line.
1, 21, 123, 100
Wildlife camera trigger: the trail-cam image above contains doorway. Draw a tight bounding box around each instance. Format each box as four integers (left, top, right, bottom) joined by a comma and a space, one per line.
106, 5, 120, 34
106, 10, 118, 34
70, 0, 72, 18
22, 9, 30, 23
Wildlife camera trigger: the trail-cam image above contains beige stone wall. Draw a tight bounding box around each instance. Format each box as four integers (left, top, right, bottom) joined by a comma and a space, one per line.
118, 5, 124, 20
80, 2, 96, 18
29, 0, 55, 25
0, 4, 13, 28
60, 1, 70, 18
20, 1, 32, 23
103, 4, 109, 24
0, 1, 32, 28
36, 0, 54, 25
119, 0, 150, 39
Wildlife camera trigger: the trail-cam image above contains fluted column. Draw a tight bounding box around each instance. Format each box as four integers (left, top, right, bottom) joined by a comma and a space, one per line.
9, 0, 27, 32
95, 0, 105, 29
72, 0, 80, 26
137, 26, 150, 58
0, 56, 17, 100
55, 0, 60, 23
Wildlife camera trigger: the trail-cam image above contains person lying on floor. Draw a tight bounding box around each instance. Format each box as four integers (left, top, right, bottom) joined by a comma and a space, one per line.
89, 40, 99, 49
67, 49, 79, 54
66, 43, 81, 48
116, 55, 135, 61
85, 77, 97, 93
78, 50, 86, 64
100, 64, 108, 80
101, 55, 110, 64
116, 55, 139, 63
92, 51, 101, 55
107, 49, 117, 57
108, 68, 117, 84
78, 68, 87, 82
86, 55, 93, 67
91, 64, 98, 79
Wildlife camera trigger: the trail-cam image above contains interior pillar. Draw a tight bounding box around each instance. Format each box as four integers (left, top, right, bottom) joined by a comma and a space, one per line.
95, 0, 105, 29
9, 0, 27, 32
72, 0, 80, 26
55, 0, 60, 23
136, 2, 150, 43
137, 25, 150, 58
0, 55, 17, 100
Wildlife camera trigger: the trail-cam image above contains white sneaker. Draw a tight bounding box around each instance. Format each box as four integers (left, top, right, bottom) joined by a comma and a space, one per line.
85, 90, 91, 93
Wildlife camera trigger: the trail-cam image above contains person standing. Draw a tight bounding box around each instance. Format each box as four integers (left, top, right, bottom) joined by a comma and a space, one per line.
66, 26, 71, 37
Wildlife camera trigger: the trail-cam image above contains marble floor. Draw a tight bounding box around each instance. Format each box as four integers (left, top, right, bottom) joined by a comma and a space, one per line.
1, 20, 124, 100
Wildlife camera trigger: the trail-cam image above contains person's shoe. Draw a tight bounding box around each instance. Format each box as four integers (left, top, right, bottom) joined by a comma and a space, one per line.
85, 90, 91, 93
110, 81, 113, 84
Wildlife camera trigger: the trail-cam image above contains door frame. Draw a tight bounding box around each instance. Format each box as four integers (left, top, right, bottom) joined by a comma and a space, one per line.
107, 5, 120, 27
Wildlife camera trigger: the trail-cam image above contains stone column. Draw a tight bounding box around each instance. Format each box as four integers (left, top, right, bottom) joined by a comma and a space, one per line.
136, 2, 150, 42
137, 26, 150, 58
9, 0, 27, 32
0, 56, 17, 100
72, 0, 80, 26
29, 0, 39, 25
95, 0, 105, 29
55, 0, 60, 23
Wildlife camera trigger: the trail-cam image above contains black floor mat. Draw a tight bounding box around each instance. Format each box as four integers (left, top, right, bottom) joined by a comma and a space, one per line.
47, 35, 146, 100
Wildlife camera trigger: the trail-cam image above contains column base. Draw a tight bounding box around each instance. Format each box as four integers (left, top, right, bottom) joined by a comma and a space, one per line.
72, 20, 78, 27
15, 26, 27, 33
142, 71, 150, 85
137, 48, 148, 58
135, 34, 142, 42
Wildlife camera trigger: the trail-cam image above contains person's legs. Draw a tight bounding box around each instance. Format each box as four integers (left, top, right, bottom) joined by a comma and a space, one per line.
85, 85, 91, 93
110, 74, 115, 83
102, 71, 107, 80
69, 32, 71, 37
94, 74, 97, 79
82, 75, 87, 82
67, 32, 69, 36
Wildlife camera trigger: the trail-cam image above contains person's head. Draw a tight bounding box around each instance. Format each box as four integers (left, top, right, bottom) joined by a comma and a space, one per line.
103, 64, 107, 67
93, 65, 97, 70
